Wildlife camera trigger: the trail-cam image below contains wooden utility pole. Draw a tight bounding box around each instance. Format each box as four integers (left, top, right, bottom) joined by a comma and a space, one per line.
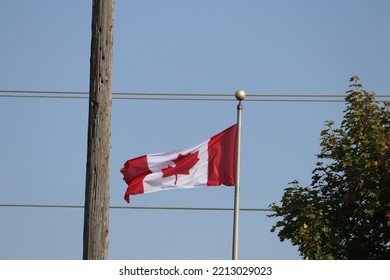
83, 0, 114, 260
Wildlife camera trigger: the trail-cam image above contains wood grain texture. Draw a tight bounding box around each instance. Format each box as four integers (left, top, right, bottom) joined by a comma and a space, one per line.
83, 0, 114, 260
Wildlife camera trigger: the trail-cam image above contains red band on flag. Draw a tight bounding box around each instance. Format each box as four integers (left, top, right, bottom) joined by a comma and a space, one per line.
207, 124, 237, 186
120, 155, 151, 203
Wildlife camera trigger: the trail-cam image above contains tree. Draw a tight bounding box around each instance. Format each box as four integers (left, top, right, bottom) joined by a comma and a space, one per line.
269, 76, 390, 259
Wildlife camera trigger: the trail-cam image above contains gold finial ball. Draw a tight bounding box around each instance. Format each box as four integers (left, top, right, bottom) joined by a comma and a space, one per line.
235, 89, 246, 101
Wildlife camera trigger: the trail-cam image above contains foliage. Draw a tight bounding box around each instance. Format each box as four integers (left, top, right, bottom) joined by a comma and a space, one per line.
269, 76, 390, 259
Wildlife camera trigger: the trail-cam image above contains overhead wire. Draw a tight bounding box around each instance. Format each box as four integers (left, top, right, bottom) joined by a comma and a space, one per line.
0, 203, 272, 212
0, 90, 390, 102
1, 89, 390, 103
2, 89, 390, 97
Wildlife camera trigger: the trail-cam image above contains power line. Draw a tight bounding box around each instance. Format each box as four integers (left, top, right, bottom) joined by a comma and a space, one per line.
0, 94, 353, 102
0, 203, 272, 212
0, 90, 88, 95
1, 89, 389, 102
0, 94, 87, 99
1, 89, 390, 97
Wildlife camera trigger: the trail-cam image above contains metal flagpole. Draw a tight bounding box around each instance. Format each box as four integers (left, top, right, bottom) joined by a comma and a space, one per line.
232, 89, 246, 260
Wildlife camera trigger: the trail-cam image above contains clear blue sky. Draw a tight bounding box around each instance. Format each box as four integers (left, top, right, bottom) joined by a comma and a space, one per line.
0, 0, 389, 260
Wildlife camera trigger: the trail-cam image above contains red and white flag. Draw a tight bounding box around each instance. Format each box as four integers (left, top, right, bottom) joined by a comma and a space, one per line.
120, 124, 237, 203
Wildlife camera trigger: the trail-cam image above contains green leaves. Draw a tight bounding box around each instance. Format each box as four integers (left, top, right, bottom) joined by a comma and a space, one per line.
350, 75, 360, 82
269, 77, 390, 259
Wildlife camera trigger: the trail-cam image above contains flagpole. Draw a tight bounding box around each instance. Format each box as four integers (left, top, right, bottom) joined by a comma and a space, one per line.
232, 89, 245, 260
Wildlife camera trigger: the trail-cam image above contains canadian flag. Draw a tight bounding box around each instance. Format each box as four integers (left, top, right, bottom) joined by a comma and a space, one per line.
120, 124, 237, 203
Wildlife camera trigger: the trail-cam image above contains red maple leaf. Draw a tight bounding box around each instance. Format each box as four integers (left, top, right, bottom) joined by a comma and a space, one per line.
161, 151, 200, 185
